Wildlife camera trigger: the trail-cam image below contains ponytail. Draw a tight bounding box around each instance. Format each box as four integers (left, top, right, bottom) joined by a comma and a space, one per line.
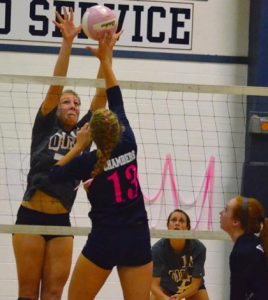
89, 108, 122, 180
90, 148, 112, 178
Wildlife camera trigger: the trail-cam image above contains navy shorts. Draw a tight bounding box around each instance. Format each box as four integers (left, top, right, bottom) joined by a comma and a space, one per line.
82, 223, 152, 270
15, 205, 73, 241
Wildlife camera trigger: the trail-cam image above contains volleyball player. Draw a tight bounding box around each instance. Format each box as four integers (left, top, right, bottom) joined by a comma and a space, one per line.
49, 31, 152, 300
12, 8, 119, 300
151, 209, 209, 300
220, 196, 268, 300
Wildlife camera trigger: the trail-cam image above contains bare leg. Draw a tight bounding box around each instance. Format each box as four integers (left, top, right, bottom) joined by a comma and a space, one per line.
41, 236, 73, 300
68, 254, 111, 300
13, 234, 46, 300
117, 262, 153, 300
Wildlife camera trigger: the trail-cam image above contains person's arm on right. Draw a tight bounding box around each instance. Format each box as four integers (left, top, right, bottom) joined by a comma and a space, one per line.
55, 122, 91, 167
87, 31, 122, 90
88, 64, 106, 112
41, 7, 81, 116
87, 31, 122, 112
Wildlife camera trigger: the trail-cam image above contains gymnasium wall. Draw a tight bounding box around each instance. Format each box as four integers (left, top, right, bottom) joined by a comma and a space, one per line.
0, 0, 249, 299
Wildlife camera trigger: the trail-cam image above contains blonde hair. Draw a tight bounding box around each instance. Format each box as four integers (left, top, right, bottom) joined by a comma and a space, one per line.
90, 109, 122, 178
61, 89, 81, 104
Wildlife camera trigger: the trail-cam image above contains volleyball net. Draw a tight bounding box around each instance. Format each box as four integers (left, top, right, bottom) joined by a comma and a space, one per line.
1, 74, 266, 240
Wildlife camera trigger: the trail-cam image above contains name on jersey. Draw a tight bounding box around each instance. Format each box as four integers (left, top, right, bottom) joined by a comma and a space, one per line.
104, 150, 136, 171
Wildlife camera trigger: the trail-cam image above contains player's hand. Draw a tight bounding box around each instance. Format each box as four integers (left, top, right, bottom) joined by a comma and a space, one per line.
53, 7, 81, 43
170, 294, 185, 300
76, 122, 92, 151
109, 29, 123, 49
86, 30, 123, 60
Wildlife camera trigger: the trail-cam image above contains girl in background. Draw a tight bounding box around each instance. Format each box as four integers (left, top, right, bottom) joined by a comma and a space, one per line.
151, 209, 209, 300
220, 196, 268, 300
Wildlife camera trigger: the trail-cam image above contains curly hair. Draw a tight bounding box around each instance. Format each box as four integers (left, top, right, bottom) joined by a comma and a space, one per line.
90, 108, 122, 178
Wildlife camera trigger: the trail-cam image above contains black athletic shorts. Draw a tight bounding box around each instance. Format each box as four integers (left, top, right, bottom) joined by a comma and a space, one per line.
15, 205, 73, 241
82, 222, 152, 270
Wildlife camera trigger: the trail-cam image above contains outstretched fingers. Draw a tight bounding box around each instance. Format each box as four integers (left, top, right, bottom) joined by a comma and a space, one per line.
109, 29, 123, 48
86, 30, 123, 58
52, 6, 81, 41
54, 7, 69, 25
55, 10, 64, 23
53, 11, 63, 30
69, 7, 74, 22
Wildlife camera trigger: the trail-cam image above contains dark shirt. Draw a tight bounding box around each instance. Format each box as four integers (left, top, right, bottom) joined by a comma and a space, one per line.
152, 238, 206, 295
23, 105, 91, 211
230, 234, 268, 300
50, 86, 148, 226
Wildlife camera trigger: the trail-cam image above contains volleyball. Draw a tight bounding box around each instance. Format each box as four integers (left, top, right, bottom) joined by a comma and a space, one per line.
82, 5, 118, 40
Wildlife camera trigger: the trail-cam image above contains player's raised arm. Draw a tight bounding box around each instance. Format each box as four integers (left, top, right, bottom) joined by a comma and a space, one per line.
87, 31, 122, 89
87, 30, 122, 111
41, 7, 81, 116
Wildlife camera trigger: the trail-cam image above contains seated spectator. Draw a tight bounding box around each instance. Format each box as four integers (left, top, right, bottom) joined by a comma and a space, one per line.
151, 209, 209, 300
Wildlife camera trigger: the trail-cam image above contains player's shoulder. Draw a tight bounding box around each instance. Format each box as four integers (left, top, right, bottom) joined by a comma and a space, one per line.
152, 238, 168, 252
33, 106, 57, 135
190, 239, 206, 252
232, 237, 266, 271
238, 234, 260, 248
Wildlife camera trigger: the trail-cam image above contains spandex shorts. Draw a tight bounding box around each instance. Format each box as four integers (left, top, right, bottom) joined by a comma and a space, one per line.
15, 205, 73, 241
82, 222, 152, 270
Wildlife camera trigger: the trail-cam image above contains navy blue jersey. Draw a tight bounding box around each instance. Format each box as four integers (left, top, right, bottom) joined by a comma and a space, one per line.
230, 234, 268, 300
50, 86, 148, 226
152, 238, 206, 295
23, 106, 91, 211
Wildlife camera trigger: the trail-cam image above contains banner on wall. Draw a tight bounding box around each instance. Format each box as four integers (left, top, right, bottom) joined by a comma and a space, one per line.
0, 0, 193, 51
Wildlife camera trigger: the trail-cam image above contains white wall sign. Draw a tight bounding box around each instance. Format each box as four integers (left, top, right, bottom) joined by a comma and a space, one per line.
0, 0, 193, 50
